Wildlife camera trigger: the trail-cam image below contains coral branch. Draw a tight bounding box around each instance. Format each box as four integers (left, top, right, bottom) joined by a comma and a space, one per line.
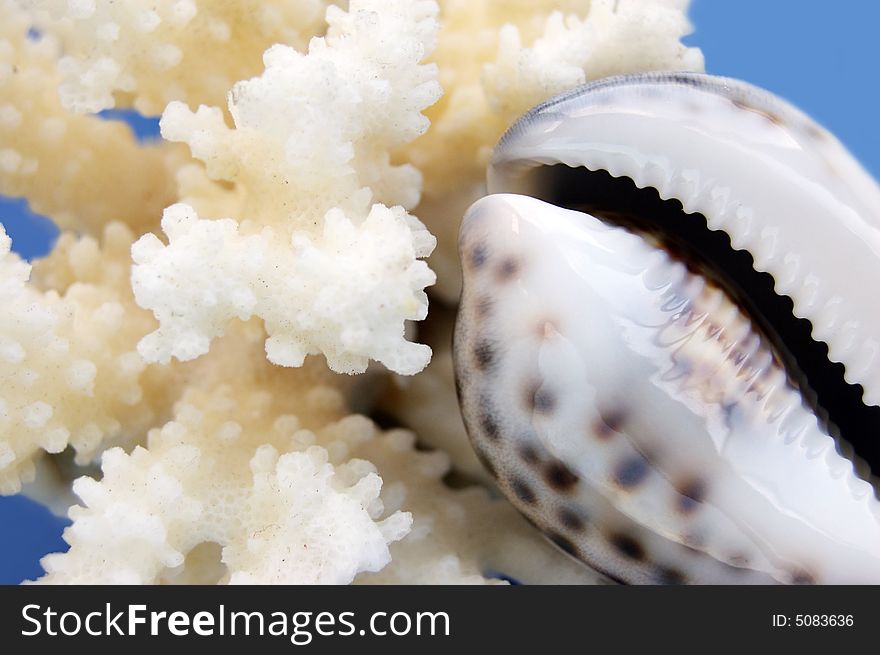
132, 203, 435, 374
133, 0, 442, 374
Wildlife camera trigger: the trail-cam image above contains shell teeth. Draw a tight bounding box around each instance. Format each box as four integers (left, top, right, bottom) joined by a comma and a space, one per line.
659, 164, 678, 199
666, 170, 880, 408
732, 334, 762, 379
811, 297, 843, 340
835, 336, 877, 383
781, 412, 810, 445
804, 431, 832, 459
725, 205, 754, 250
660, 292, 689, 313
773, 254, 802, 296
852, 342, 880, 404
783, 415, 875, 506
749, 226, 780, 270
676, 167, 701, 213
643, 251, 687, 290
826, 447, 852, 478
707, 184, 733, 224
796, 274, 821, 312
631, 159, 674, 199
835, 321, 860, 354
594, 159, 880, 416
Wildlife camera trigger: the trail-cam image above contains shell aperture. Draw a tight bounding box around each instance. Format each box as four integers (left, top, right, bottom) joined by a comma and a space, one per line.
453, 73, 880, 584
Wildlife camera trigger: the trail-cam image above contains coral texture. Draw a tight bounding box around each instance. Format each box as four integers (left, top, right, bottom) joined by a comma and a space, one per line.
0, 0, 182, 235
27, 0, 333, 115
0, 223, 181, 495
133, 0, 441, 374
0, 0, 702, 585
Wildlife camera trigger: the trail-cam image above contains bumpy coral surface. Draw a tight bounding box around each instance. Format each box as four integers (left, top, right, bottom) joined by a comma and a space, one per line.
27, 0, 333, 115
0, 0, 183, 235
133, 0, 441, 374
0, 0, 702, 584
40, 381, 412, 584
0, 223, 181, 495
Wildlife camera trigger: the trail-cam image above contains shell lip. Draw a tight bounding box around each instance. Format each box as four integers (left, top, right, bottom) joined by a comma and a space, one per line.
491, 164, 880, 489
491, 70, 822, 171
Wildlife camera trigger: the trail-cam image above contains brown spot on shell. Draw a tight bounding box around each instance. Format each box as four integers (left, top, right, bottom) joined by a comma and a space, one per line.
558, 507, 585, 532
609, 533, 645, 561
790, 570, 816, 585
533, 389, 555, 413
525, 382, 556, 414
656, 567, 686, 585
804, 122, 827, 141
479, 411, 500, 442
511, 478, 537, 504
473, 341, 494, 370
518, 444, 540, 466
548, 532, 579, 558
496, 256, 520, 282
676, 478, 707, 514
613, 455, 650, 489
474, 296, 492, 320
470, 244, 488, 269
594, 409, 625, 440
545, 460, 579, 492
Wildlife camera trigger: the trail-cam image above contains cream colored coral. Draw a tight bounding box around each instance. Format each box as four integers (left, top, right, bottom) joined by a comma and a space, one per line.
26, 0, 333, 115
0, 223, 181, 495
39, 382, 412, 584
380, 304, 488, 482
407, 0, 704, 299
0, 0, 182, 236
133, 0, 441, 375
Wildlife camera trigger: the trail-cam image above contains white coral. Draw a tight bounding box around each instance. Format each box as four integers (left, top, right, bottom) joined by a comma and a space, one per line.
133, 0, 441, 375
39, 383, 412, 584
484, 0, 704, 116
133, 202, 435, 374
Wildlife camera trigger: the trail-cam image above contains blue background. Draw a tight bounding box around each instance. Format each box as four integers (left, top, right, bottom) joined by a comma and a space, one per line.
1, 1, 878, 583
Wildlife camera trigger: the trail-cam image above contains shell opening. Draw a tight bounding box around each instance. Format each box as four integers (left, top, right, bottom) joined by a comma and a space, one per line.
525, 163, 880, 489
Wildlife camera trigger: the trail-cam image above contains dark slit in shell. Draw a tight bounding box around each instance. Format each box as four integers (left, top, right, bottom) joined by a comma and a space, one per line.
527, 163, 880, 487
